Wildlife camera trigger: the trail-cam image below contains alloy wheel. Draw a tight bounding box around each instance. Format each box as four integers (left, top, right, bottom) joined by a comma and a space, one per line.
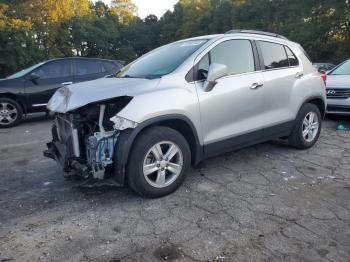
0, 102, 18, 125
302, 112, 319, 143
143, 141, 183, 188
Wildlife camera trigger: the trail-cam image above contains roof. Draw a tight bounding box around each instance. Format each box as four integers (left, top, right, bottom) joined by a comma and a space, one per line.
225, 29, 288, 40
179, 30, 294, 46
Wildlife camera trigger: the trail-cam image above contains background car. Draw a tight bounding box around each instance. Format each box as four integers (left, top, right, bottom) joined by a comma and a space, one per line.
325, 59, 350, 115
0, 57, 123, 127
313, 62, 335, 72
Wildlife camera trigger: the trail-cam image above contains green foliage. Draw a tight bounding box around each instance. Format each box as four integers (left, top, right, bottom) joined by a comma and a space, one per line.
0, 0, 349, 78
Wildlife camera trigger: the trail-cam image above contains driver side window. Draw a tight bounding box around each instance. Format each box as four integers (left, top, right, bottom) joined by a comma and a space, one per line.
34, 60, 71, 80
196, 39, 255, 81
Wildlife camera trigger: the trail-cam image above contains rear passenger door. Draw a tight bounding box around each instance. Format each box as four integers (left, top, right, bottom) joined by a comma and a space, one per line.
257, 41, 301, 130
73, 59, 105, 83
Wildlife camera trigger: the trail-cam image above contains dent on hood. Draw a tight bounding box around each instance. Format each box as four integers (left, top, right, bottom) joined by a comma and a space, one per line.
47, 77, 161, 113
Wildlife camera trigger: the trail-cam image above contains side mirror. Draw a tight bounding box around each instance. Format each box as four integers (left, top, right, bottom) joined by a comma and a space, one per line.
203, 63, 228, 92
30, 72, 40, 84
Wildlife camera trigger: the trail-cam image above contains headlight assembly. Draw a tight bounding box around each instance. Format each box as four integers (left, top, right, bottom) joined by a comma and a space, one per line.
47, 86, 72, 113
110, 116, 138, 130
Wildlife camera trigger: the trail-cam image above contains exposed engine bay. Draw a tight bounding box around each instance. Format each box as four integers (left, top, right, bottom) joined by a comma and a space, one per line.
44, 96, 137, 180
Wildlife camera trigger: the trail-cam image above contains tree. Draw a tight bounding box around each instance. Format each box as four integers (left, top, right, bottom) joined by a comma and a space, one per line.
110, 0, 137, 25
93, 1, 109, 18
1, 0, 349, 78
0, 2, 43, 77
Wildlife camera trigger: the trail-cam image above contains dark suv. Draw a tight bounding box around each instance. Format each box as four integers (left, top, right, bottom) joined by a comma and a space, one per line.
0, 57, 122, 127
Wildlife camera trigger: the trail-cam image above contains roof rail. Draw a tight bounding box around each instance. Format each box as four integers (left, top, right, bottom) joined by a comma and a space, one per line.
225, 29, 288, 40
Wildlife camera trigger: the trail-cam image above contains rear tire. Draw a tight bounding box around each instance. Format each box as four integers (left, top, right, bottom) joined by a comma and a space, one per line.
0, 98, 23, 128
127, 126, 191, 198
288, 103, 321, 149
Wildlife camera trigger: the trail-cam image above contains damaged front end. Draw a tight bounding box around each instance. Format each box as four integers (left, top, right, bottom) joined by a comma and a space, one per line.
44, 96, 137, 182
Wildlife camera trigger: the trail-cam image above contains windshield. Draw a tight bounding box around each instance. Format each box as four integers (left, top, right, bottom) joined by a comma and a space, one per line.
7, 62, 45, 79
117, 39, 208, 79
330, 60, 350, 75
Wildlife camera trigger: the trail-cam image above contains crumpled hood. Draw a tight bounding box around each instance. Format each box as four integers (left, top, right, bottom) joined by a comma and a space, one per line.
326, 75, 350, 89
47, 77, 161, 113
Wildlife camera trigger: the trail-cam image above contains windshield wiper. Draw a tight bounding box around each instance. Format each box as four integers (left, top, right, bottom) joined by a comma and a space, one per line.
119, 75, 143, 79
145, 75, 162, 80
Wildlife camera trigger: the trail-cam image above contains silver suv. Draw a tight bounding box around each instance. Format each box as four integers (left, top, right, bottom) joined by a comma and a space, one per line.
44, 30, 326, 198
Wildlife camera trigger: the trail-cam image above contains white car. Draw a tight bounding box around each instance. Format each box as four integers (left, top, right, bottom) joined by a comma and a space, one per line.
326, 59, 350, 115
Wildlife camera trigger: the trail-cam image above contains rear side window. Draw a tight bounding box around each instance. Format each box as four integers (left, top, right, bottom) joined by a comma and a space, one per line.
211, 39, 255, 75
259, 41, 289, 69
285, 46, 299, 67
76, 60, 102, 76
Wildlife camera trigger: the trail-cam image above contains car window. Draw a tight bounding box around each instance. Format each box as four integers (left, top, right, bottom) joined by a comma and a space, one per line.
197, 54, 210, 80
210, 40, 255, 75
34, 60, 71, 79
285, 46, 299, 67
102, 61, 117, 72
259, 41, 289, 69
76, 60, 102, 76
330, 60, 350, 75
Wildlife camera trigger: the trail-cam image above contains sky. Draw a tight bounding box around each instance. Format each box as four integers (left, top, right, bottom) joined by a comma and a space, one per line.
98, 0, 178, 19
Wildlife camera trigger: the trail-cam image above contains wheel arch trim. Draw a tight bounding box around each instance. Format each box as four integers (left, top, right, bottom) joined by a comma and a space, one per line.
113, 114, 203, 185
0, 92, 28, 115
301, 95, 326, 118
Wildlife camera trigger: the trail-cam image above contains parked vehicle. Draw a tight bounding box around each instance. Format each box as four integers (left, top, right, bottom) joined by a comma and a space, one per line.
325, 59, 350, 115
313, 62, 335, 72
44, 30, 326, 198
0, 57, 122, 127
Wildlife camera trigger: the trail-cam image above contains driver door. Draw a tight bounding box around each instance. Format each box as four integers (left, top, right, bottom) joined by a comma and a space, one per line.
25, 59, 73, 111
194, 39, 266, 156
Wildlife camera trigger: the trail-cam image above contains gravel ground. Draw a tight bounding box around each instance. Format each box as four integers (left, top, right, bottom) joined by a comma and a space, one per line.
0, 114, 349, 262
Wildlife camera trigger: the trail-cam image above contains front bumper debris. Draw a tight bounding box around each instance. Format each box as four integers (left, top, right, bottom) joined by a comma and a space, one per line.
44, 141, 89, 178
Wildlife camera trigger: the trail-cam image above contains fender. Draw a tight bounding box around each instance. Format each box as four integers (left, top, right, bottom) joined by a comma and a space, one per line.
300, 95, 326, 118
113, 114, 203, 185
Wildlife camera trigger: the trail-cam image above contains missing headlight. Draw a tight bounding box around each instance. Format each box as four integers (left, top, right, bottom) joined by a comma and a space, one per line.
76, 96, 133, 131
87, 130, 119, 180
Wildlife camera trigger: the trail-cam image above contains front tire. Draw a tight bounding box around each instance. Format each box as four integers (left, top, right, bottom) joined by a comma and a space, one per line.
288, 103, 322, 149
127, 126, 191, 198
0, 98, 23, 128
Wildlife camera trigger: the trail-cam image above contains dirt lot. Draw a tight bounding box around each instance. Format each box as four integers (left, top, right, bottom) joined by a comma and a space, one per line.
0, 114, 349, 262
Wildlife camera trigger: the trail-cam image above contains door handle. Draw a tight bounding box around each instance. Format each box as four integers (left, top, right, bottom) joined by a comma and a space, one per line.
250, 82, 264, 89
295, 72, 303, 78
62, 82, 73, 86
